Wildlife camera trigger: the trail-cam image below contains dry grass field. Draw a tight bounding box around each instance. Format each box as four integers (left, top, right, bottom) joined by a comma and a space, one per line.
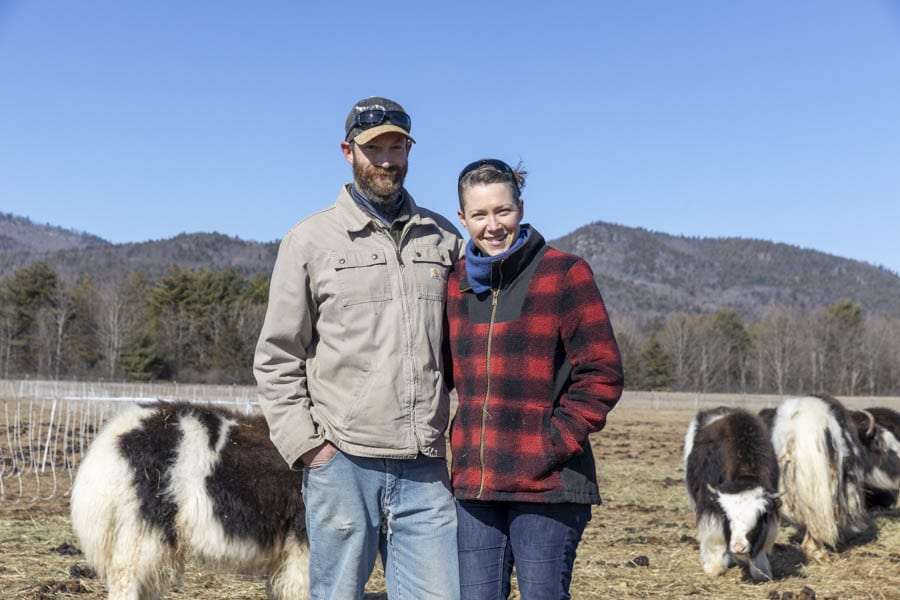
1, 392, 898, 599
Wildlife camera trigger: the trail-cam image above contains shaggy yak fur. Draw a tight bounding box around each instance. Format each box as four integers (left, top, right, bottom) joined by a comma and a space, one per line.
70, 402, 308, 600
684, 407, 780, 581
850, 407, 900, 509
769, 395, 868, 559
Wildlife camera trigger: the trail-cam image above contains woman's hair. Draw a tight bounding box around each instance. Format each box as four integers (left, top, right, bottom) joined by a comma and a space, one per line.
457, 159, 527, 211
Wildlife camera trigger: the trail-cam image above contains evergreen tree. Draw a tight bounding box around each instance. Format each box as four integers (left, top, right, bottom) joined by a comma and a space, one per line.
711, 309, 752, 392
2, 262, 58, 375
638, 334, 672, 391
822, 299, 865, 394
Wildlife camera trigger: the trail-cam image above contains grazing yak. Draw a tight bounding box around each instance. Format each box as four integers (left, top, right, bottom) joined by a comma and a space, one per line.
70, 402, 309, 600
684, 407, 780, 581
850, 407, 900, 509
768, 395, 868, 559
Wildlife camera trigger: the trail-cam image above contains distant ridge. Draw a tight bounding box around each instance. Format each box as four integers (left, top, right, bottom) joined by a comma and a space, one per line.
0, 212, 110, 253
552, 221, 900, 320
0, 230, 277, 282
2, 212, 899, 320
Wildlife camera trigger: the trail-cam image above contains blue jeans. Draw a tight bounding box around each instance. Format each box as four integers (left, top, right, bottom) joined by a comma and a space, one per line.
456, 501, 591, 600
302, 450, 460, 600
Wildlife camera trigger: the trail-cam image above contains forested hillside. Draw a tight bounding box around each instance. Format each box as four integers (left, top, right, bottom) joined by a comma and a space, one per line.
0, 232, 276, 283
553, 221, 900, 320
2, 213, 898, 392
5, 214, 898, 320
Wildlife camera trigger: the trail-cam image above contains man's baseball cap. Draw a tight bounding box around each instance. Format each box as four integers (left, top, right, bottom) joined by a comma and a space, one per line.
345, 96, 415, 145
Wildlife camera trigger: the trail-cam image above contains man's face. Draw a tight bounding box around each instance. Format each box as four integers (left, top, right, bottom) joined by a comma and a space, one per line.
341, 132, 411, 204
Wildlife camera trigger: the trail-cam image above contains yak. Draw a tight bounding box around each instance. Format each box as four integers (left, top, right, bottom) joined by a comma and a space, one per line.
768, 395, 868, 559
70, 402, 309, 599
684, 407, 780, 581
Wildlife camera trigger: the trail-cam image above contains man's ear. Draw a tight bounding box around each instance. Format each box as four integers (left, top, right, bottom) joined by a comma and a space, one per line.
341, 141, 353, 165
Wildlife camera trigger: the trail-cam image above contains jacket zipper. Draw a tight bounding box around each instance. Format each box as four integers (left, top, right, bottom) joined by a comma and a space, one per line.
477, 268, 503, 499
385, 224, 418, 452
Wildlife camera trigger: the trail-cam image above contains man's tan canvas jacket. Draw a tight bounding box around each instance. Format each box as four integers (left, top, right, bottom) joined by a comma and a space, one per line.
254, 186, 462, 468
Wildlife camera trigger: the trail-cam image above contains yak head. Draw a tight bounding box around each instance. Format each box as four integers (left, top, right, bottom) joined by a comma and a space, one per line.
708, 481, 780, 573
851, 410, 900, 500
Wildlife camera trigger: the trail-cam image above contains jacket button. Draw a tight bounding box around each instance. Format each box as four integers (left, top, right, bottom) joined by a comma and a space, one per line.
339, 258, 346, 264
372, 253, 378, 260
415, 251, 421, 257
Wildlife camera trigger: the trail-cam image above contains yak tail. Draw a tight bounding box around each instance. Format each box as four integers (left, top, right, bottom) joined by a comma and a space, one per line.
773, 397, 866, 549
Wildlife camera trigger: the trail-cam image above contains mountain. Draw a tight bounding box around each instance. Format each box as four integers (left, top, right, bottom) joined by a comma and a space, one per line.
552, 221, 900, 320
2, 212, 899, 320
0, 231, 277, 283
0, 212, 110, 253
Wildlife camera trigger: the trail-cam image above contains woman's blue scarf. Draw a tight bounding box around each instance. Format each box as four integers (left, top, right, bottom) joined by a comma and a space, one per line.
465, 225, 531, 295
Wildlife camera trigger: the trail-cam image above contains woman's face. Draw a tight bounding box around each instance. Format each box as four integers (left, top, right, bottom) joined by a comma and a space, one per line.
458, 183, 524, 256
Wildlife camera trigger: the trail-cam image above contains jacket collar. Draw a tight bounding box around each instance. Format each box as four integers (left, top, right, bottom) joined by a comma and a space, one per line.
335, 184, 431, 234
458, 226, 546, 293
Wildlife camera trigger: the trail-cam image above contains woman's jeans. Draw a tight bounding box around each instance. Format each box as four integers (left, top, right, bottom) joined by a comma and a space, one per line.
456, 500, 591, 600
302, 450, 460, 600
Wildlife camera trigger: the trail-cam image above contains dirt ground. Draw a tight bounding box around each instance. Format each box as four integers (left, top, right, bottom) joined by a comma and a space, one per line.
1, 396, 899, 599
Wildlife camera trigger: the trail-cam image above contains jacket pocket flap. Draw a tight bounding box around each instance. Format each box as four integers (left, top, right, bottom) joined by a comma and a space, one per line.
334, 251, 388, 270
410, 246, 452, 266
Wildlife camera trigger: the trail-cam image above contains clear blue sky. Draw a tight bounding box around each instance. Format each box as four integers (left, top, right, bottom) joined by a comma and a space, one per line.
2, 1, 899, 273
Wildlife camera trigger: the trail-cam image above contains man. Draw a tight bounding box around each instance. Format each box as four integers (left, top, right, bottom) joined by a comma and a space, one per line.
254, 97, 461, 600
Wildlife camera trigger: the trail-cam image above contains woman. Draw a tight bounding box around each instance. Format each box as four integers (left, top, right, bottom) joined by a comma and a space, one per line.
446, 158, 624, 600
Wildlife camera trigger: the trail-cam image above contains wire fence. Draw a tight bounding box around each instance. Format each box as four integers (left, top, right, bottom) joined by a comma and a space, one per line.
0, 378, 258, 407
620, 390, 900, 412
1, 381, 897, 504
0, 379, 260, 503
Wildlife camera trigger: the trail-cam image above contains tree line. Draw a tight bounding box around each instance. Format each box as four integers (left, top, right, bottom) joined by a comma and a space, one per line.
0, 262, 267, 384
617, 301, 900, 396
1, 262, 898, 394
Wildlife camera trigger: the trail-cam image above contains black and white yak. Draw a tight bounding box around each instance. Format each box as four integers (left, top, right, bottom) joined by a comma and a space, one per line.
850, 407, 900, 509
683, 407, 781, 581
70, 402, 309, 600
769, 395, 868, 559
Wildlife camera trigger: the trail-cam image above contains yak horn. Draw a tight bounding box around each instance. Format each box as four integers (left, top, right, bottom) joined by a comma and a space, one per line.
861, 409, 876, 437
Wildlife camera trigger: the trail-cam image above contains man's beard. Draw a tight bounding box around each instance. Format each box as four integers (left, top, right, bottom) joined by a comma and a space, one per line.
352, 159, 407, 205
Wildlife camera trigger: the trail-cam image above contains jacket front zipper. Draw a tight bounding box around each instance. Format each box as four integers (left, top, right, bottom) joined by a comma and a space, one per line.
477, 286, 501, 498
383, 225, 418, 453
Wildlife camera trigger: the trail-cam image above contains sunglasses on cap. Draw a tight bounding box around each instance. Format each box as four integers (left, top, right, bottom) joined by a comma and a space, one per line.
458, 158, 520, 196
348, 109, 411, 137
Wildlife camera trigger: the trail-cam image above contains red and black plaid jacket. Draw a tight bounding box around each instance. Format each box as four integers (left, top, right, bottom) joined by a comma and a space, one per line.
446, 228, 623, 504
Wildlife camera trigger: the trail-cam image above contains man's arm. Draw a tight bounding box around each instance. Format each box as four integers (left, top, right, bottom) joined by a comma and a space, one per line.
549, 258, 624, 462
254, 232, 326, 469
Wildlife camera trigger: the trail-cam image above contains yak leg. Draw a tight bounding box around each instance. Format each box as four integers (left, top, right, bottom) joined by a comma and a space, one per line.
269, 534, 310, 600
105, 525, 179, 600
698, 514, 730, 576
801, 530, 828, 562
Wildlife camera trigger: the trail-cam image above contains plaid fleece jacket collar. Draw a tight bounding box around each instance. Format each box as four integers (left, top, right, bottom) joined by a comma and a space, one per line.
446, 231, 624, 503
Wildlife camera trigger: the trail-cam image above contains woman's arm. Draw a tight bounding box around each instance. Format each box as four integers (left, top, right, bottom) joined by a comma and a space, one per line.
550, 258, 625, 460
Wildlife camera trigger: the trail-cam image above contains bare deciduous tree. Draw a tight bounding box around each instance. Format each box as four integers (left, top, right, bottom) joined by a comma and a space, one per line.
95, 281, 134, 379
660, 313, 696, 391
752, 306, 801, 395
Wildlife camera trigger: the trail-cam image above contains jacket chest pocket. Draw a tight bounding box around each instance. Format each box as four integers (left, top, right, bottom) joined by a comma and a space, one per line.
333, 251, 393, 306
410, 246, 452, 301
